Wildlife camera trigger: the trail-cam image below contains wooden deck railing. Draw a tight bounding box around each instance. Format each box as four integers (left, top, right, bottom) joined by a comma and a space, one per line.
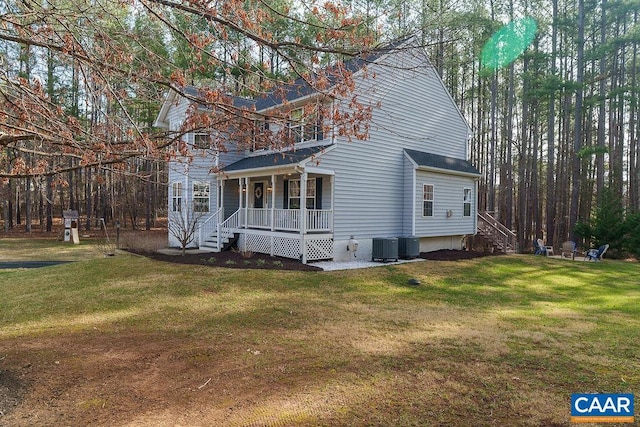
477, 211, 516, 252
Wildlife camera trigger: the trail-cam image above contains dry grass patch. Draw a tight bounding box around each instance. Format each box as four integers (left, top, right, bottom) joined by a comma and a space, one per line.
1, 249, 639, 426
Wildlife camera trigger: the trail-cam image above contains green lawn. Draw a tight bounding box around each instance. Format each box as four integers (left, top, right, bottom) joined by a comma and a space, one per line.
0, 240, 638, 426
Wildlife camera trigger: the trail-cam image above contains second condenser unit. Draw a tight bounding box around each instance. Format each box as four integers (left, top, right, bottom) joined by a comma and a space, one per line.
398, 236, 420, 259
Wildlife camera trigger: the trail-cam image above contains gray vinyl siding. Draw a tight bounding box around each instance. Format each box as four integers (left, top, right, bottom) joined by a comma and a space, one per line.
317, 46, 471, 241
218, 144, 245, 169
223, 180, 240, 219
355, 48, 470, 158
413, 170, 476, 237
403, 156, 415, 236
319, 143, 405, 240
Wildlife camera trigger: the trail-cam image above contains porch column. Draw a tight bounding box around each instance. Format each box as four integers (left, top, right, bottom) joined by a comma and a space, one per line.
244, 177, 249, 229
300, 171, 307, 263
220, 179, 225, 215
270, 174, 276, 256
270, 174, 276, 232
330, 175, 335, 232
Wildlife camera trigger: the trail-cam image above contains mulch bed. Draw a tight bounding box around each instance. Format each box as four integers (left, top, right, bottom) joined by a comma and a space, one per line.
128, 249, 323, 271
419, 249, 500, 261
129, 249, 496, 271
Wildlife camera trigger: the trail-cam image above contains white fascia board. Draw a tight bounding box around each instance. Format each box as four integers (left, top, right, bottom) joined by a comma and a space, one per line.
217, 164, 299, 180
256, 92, 325, 114
303, 166, 335, 176
403, 150, 420, 168
415, 165, 482, 179
154, 90, 178, 128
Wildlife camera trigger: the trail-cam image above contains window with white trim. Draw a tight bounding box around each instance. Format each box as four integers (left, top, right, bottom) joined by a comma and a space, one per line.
193, 133, 212, 150
289, 106, 319, 143
463, 188, 472, 217
171, 182, 183, 212
423, 184, 434, 217
251, 120, 271, 151
305, 179, 316, 209
193, 182, 210, 212
288, 179, 316, 209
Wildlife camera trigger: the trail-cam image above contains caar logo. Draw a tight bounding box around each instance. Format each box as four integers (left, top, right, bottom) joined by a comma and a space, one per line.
571, 393, 634, 423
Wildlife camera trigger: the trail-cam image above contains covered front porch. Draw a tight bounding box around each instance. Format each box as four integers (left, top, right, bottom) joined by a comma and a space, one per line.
200, 147, 337, 263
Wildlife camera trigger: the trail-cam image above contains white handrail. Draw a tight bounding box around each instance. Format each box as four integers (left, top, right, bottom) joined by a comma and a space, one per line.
198, 208, 222, 246
217, 208, 242, 250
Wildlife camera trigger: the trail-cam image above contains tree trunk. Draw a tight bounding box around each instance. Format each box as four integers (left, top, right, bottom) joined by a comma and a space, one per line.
569, 0, 585, 240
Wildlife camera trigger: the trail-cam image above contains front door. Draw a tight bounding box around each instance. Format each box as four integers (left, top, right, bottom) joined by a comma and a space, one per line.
253, 182, 264, 209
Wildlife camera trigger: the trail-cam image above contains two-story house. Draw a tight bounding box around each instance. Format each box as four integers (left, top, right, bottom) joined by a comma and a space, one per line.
154, 39, 481, 263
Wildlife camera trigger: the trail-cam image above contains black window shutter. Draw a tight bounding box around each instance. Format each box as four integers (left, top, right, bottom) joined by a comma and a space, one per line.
315, 177, 323, 210
283, 179, 289, 209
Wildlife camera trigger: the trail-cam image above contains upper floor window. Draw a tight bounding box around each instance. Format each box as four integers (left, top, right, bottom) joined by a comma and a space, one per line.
193, 133, 212, 150
463, 188, 472, 217
289, 106, 322, 144
250, 119, 271, 152
171, 182, 183, 212
193, 182, 210, 213
423, 184, 434, 217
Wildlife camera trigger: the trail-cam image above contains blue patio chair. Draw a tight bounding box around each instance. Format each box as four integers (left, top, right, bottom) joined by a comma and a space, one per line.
534, 239, 553, 256
584, 244, 609, 262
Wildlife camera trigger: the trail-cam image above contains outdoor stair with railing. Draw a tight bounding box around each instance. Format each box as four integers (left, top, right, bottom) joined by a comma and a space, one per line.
199, 228, 237, 252
476, 211, 516, 253
197, 208, 238, 253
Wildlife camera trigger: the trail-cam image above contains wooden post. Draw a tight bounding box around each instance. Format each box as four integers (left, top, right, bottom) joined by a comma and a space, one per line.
300, 171, 307, 263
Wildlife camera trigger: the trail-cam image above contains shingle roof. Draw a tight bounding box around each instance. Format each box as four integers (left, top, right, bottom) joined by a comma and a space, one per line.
179, 38, 416, 112
404, 149, 480, 175
222, 146, 330, 172
253, 38, 412, 111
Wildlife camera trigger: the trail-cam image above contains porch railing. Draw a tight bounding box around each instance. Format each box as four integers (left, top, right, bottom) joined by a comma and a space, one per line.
273, 209, 299, 231
217, 208, 243, 250
246, 208, 271, 229
306, 209, 332, 232
198, 207, 222, 247
245, 208, 332, 232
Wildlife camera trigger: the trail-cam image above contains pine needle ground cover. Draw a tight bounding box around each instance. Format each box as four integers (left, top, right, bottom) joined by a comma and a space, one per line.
0, 240, 638, 426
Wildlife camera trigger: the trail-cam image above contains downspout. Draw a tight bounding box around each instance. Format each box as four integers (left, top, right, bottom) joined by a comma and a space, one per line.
412, 168, 417, 237
330, 175, 335, 234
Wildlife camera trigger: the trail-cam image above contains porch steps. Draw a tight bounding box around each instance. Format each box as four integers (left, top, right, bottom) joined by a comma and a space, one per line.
476, 212, 516, 253
199, 231, 238, 253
